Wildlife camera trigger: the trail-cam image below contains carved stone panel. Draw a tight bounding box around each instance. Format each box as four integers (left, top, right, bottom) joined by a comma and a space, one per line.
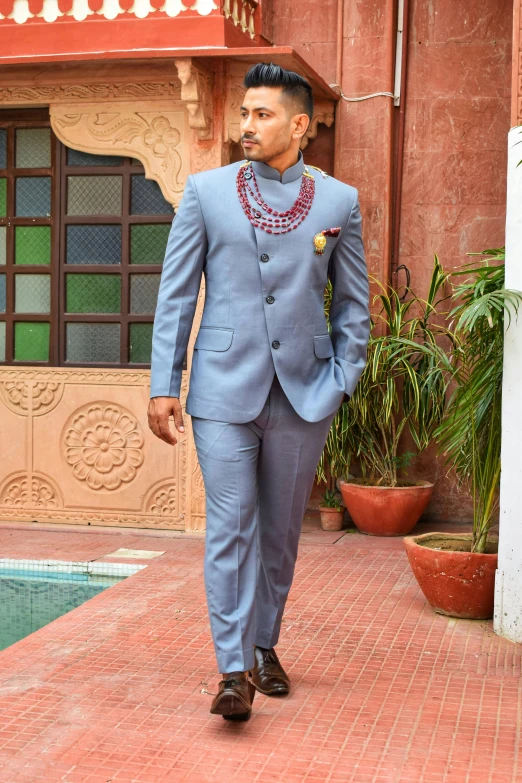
0, 81, 182, 106
0, 369, 188, 529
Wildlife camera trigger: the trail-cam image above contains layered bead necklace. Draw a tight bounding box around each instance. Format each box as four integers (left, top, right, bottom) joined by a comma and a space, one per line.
236, 160, 315, 234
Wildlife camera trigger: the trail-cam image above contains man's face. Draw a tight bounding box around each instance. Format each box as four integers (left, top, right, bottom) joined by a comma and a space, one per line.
239, 86, 304, 162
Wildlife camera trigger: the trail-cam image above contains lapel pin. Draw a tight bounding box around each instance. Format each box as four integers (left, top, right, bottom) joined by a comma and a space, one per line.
313, 227, 341, 254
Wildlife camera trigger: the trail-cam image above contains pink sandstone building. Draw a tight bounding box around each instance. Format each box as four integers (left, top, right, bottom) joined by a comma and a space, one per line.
0, 0, 519, 530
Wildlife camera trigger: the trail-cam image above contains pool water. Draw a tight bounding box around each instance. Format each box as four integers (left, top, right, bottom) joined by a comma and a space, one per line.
0, 563, 132, 651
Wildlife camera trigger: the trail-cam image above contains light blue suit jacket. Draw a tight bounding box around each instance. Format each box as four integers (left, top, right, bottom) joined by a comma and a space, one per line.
150, 151, 370, 423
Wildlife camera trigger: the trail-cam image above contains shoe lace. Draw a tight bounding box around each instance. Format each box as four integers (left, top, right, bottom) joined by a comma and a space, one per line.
261, 648, 277, 665
223, 677, 241, 688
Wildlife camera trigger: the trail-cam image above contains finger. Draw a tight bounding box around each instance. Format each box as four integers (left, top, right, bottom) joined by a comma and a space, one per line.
158, 415, 177, 446
147, 401, 167, 440
147, 410, 161, 439
150, 418, 170, 444
173, 403, 185, 433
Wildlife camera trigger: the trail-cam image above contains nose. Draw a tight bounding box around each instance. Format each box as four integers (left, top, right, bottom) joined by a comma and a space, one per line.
241, 113, 255, 136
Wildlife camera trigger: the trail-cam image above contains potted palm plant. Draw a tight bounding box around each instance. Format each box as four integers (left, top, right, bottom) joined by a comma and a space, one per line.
317, 256, 451, 536
404, 248, 522, 619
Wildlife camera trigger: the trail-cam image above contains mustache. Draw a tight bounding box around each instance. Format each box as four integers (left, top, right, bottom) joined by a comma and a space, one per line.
241, 135, 259, 144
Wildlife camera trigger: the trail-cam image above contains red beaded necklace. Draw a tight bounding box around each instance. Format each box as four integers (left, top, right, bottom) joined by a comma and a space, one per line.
236, 160, 315, 234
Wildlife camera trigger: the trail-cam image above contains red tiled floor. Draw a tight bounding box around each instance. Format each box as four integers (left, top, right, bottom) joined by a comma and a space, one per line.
0, 515, 519, 783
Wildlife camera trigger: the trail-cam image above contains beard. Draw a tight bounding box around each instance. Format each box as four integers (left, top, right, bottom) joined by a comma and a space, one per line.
242, 145, 263, 161
241, 134, 291, 163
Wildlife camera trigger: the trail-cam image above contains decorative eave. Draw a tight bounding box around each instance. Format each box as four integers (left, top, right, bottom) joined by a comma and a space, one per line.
0, 47, 338, 103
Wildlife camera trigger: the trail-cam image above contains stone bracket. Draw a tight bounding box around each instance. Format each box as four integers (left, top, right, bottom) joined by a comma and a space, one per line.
300, 99, 335, 150
50, 101, 190, 207
175, 58, 214, 140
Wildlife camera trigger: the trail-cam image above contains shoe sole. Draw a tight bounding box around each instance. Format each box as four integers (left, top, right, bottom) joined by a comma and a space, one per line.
210, 692, 253, 721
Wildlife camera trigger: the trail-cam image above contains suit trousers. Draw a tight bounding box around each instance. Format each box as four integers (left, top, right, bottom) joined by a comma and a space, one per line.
191, 372, 338, 673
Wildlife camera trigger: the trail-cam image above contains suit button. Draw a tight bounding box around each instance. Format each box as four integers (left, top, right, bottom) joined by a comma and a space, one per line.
272, 340, 280, 349
261, 253, 269, 262
266, 295, 275, 304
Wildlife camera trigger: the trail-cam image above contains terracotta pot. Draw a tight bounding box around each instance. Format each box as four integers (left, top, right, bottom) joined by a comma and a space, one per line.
338, 479, 433, 536
319, 507, 344, 531
404, 532, 498, 619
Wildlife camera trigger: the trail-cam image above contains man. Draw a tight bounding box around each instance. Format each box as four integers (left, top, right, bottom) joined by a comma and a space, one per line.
148, 62, 370, 721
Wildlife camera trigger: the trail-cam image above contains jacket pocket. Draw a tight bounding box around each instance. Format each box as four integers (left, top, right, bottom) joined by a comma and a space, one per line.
194, 326, 234, 351
313, 334, 335, 358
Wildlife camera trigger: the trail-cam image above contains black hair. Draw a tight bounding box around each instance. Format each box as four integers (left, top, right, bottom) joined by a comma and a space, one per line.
243, 62, 314, 121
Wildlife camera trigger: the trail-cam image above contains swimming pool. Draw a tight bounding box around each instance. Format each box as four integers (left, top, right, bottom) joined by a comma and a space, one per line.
0, 558, 146, 651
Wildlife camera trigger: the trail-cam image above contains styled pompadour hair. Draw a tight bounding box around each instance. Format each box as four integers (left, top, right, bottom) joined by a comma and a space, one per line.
243, 62, 314, 121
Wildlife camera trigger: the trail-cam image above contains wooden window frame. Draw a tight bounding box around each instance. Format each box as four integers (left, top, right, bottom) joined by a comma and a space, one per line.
0, 109, 59, 366
0, 108, 175, 370
59, 147, 171, 369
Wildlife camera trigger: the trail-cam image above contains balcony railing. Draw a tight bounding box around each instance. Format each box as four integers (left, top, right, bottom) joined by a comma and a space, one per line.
0, 0, 266, 62
0, 0, 257, 30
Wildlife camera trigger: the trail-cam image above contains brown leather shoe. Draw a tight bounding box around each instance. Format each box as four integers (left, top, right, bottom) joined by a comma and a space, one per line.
249, 646, 290, 696
209, 671, 256, 721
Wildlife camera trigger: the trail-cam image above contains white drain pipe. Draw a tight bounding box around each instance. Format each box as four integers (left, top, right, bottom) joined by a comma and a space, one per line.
494, 124, 522, 643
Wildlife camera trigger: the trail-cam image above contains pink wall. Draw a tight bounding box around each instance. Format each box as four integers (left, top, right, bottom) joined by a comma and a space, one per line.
274, 0, 396, 304
275, 0, 513, 522
401, 0, 512, 294
400, 0, 512, 521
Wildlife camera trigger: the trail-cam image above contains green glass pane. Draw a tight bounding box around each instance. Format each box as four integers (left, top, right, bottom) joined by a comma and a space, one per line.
15, 226, 51, 265
0, 275, 5, 312
14, 322, 50, 362
16, 129, 51, 169
0, 321, 5, 362
66, 274, 121, 313
131, 224, 170, 264
129, 323, 153, 364
0, 226, 5, 265
0, 179, 6, 217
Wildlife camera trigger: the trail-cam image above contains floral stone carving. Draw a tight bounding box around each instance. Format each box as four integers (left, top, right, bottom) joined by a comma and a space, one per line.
0, 474, 60, 509
147, 484, 178, 515
64, 403, 144, 491
1, 381, 63, 416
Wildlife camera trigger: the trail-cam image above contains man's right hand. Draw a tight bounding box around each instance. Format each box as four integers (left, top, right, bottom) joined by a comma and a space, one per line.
147, 397, 185, 446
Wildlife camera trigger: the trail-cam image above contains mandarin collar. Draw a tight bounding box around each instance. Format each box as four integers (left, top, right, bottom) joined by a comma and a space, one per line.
251, 150, 305, 184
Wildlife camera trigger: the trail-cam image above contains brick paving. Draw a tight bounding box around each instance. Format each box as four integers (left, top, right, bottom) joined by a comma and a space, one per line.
0, 516, 520, 783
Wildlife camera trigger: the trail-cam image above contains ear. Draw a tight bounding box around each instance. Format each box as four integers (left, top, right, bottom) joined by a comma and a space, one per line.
292, 112, 311, 141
